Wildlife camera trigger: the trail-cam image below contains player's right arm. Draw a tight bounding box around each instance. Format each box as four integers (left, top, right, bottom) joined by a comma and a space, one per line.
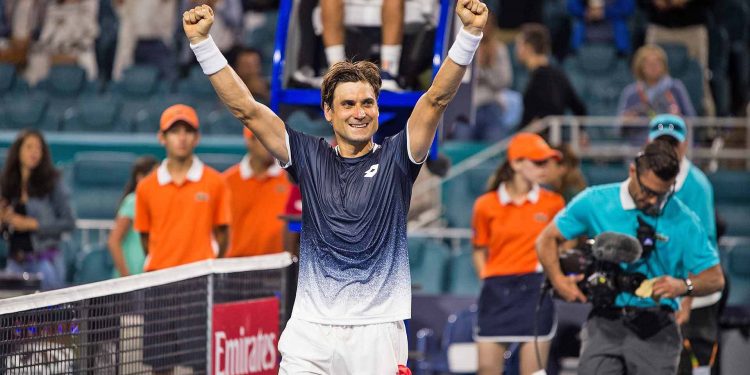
182, 5, 290, 165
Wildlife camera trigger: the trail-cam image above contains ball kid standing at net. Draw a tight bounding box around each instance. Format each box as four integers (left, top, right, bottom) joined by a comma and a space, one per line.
182, 0, 487, 372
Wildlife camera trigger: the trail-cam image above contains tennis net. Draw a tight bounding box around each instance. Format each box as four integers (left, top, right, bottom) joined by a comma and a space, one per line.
0, 253, 293, 374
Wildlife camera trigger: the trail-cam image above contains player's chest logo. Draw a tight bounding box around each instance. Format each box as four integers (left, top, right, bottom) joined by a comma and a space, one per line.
364, 164, 379, 178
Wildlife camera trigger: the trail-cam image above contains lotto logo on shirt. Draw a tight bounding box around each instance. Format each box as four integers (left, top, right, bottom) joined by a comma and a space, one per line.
212, 297, 279, 375
364, 164, 379, 178
195, 192, 209, 202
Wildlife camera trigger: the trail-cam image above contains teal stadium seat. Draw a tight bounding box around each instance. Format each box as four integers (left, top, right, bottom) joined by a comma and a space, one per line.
204, 109, 241, 135
37, 64, 92, 97
709, 171, 750, 237
73, 245, 114, 284
1, 93, 49, 129
447, 249, 480, 296
0, 63, 16, 95
63, 96, 125, 132
197, 153, 241, 172
177, 66, 221, 106
582, 163, 628, 186
727, 245, 750, 306
408, 237, 429, 270
111, 65, 161, 99
443, 165, 494, 228
72, 152, 136, 219
564, 44, 631, 116
286, 110, 334, 137
410, 240, 451, 294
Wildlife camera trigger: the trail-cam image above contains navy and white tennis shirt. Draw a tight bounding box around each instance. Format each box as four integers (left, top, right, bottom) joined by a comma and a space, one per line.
282, 125, 424, 325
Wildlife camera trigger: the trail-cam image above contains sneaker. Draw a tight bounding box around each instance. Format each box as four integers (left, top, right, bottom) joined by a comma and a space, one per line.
291, 66, 324, 88
380, 71, 404, 92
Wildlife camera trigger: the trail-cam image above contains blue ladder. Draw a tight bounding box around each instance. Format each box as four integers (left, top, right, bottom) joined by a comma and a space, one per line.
269, 0, 454, 158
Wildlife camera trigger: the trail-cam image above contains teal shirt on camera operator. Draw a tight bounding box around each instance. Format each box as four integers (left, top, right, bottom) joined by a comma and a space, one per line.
553, 181, 719, 311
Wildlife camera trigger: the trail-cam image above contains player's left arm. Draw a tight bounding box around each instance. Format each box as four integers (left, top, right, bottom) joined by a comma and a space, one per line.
214, 225, 229, 258
406, 0, 488, 162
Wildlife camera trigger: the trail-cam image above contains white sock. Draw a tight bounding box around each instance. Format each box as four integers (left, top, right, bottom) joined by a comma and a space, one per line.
380, 44, 402, 76
325, 44, 346, 66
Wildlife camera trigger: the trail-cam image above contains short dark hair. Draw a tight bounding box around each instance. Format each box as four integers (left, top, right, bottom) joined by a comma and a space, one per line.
519, 23, 550, 55
636, 140, 680, 182
321, 61, 381, 110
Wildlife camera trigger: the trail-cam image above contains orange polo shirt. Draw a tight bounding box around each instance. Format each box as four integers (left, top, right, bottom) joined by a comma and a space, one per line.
135, 156, 231, 271
472, 184, 565, 279
223, 156, 291, 257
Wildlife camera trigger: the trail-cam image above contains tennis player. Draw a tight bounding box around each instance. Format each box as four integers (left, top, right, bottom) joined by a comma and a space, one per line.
183, 1, 487, 372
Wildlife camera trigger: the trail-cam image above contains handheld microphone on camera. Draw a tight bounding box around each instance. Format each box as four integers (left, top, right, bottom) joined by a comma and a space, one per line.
591, 232, 643, 264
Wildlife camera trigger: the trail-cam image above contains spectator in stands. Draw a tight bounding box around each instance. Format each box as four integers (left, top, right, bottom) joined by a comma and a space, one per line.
135, 104, 231, 271
107, 156, 158, 278
24, 0, 99, 85
111, 0, 178, 81
618, 45, 695, 118
230, 46, 270, 104
543, 144, 587, 202
639, 0, 715, 116
645, 114, 721, 375
474, 12, 522, 141
319, 0, 405, 91
537, 140, 724, 375
0, 0, 44, 68
493, 0, 543, 43
135, 104, 230, 375
617, 45, 695, 141
223, 128, 291, 257
0, 129, 76, 290
472, 133, 565, 375
567, 0, 635, 56
516, 23, 586, 129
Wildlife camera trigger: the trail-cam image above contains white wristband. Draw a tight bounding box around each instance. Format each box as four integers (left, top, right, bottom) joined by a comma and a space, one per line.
189, 35, 228, 75
448, 28, 483, 66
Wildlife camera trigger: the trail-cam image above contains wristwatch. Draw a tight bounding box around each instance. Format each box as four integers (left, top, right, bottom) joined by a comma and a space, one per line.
682, 278, 694, 296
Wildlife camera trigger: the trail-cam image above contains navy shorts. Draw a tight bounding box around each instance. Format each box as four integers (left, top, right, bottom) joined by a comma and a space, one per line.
475, 273, 556, 342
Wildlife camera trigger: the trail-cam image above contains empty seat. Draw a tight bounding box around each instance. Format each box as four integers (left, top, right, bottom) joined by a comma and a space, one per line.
37, 64, 92, 97
63, 96, 125, 132
73, 245, 114, 284
204, 109, 241, 135
708, 171, 750, 204
72, 151, 136, 219
1, 93, 49, 129
0, 63, 16, 95
726, 244, 750, 306
447, 250, 480, 296
716, 204, 750, 237
582, 163, 628, 186
110, 65, 161, 98
411, 240, 450, 294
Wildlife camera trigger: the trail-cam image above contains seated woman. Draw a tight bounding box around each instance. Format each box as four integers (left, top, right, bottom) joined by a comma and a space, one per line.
617, 44, 695, 142
1, 130, 75, 290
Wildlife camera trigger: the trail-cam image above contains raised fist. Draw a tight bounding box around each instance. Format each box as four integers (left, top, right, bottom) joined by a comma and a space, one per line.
456, 0, 488, 36
183, 4, 214, 45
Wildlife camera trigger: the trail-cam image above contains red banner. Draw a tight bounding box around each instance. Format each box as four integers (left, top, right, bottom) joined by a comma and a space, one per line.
212, 297, 279, 375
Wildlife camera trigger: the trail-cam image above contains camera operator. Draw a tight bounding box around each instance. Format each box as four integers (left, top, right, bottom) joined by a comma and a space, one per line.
536, 141, 725, 375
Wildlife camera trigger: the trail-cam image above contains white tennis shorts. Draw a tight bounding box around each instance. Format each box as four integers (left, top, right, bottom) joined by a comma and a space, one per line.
278, 318, 408, 374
